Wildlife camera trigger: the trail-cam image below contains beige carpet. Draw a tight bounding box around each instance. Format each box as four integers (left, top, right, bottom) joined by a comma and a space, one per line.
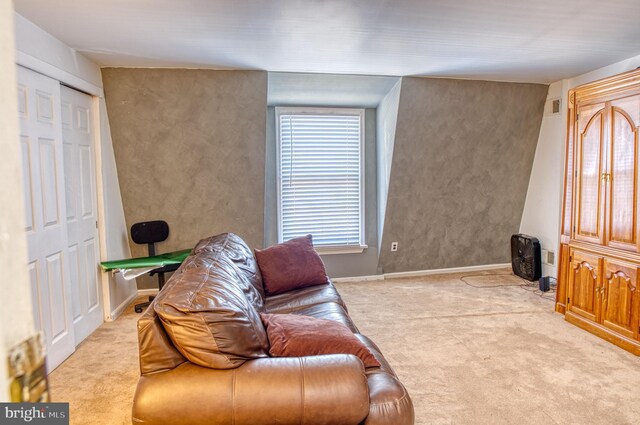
49, 270, 640, 424
49, 298, 141, 425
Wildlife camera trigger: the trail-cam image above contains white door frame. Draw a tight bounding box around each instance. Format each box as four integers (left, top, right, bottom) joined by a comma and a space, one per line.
16, 52, 113, 321
91, 94, 114, 321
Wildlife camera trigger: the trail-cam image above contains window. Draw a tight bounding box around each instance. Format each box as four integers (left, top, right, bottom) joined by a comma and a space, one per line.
276, 107, 366, 254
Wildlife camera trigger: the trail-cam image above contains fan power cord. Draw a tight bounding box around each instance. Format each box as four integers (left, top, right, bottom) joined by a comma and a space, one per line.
459, 273, 557, 301
520, 276, 557, 301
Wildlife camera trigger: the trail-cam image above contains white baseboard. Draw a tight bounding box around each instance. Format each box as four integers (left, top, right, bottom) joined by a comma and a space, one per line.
110, 265, 511, 316
333, 263, 511, 283
138, 288, 159, 297
333, 274, 385, 283
107, 288, 159, 321
108, 291, 138, 321
384, 263, 511, 279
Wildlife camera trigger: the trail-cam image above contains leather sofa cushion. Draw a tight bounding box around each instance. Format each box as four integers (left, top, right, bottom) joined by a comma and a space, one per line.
287, 302, 359, 333
261, 313, 380, 368
265, 282, 347, 314
132, 356, 370, 425
364, 371, 415, 425
137, 306, 187, 375
155, 264, 270, 369
190, 233, 266, 311
255, 235, 328, 295
355, 334, 397, 377
354, 334, 415, 424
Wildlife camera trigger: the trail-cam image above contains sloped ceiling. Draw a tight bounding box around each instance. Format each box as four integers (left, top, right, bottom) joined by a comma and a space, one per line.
14, 0, 640, 83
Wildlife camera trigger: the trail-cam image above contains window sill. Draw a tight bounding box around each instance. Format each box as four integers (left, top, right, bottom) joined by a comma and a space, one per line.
315, 245, 368, 255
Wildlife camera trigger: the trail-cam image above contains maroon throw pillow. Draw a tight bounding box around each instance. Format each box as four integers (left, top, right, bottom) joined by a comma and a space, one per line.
255, 235, 329, 295
260, 313, 381, 368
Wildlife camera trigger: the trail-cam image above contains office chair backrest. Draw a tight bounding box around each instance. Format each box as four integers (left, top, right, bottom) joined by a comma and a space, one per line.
130, 220, 176, 311
131, 220, 170, 256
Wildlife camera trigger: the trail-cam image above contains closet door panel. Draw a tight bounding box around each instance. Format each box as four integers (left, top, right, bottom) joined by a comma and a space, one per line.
17, 66, 76, 372
61, 86, 103, 344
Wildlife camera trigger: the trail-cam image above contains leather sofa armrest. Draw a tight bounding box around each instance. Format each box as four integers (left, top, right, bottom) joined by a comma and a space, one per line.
133, 354, 370, 425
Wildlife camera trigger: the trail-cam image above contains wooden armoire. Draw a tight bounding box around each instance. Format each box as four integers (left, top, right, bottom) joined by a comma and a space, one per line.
556, 68, 640, 355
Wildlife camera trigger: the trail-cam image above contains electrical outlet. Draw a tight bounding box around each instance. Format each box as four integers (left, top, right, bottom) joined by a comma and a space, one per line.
547, 250, 555, 266
391, 242, 398, 252
542, 249, 556, 266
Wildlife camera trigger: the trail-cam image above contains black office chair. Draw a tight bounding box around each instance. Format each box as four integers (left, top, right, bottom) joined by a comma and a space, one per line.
132, 220, 180, 313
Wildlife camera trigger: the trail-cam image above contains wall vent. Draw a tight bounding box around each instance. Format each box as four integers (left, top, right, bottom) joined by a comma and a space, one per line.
546, 98, 561, 115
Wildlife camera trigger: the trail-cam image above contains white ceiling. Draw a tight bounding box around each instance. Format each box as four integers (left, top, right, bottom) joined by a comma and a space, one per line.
268, 73, 399, 107
14, 0, 640, 83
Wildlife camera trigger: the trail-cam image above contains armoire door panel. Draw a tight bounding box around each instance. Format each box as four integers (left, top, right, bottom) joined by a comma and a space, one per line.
601, 259, 639, 340
567, 250, 601, 322
611, 94, 640, 128
575, 105, 606, 244
607, 106, 638, 251
555, 244, 570, 313
562, 94, 576, 237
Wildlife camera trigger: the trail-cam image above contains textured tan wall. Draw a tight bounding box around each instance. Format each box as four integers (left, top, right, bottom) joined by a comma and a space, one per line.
103, 69, 267, 288
103, 68, 546, 283
378, 77, 547, 273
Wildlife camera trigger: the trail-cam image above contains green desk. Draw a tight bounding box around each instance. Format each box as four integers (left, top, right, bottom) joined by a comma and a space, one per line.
100, 248, 191, 273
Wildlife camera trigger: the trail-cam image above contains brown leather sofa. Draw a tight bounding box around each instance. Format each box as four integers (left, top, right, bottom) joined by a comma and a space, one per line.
132, 233, 414, 425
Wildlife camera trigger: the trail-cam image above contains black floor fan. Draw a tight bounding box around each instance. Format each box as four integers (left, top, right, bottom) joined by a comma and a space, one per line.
510, 234, 542, 281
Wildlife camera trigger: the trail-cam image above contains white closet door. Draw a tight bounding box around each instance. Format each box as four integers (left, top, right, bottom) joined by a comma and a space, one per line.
61, 86, 103, 344
17, 66, 75, 371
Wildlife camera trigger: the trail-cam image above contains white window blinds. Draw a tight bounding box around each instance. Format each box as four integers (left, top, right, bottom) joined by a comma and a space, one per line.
277, 108, 365, 249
